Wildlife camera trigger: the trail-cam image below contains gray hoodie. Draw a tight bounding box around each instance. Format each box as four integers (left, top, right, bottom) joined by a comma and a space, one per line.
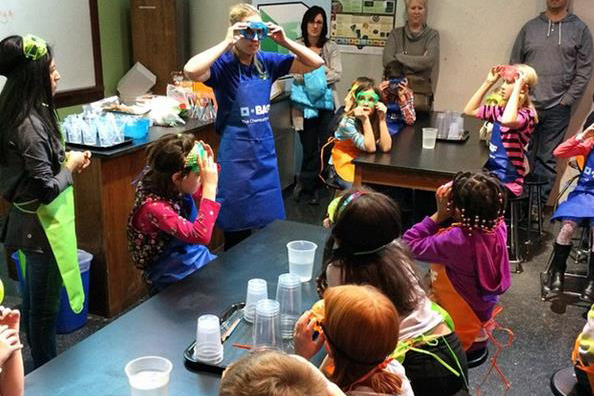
510, 12, 593, 110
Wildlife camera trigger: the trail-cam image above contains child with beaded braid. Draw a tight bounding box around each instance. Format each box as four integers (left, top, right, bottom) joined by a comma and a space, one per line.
403, 172, 511, 352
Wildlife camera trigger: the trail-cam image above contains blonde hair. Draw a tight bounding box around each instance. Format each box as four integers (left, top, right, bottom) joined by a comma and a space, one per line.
405, 0, 427, 9
219, 350, 327, 396
324, 285, 402, 394
229, 3, 259, 25
514, 63, 539, 123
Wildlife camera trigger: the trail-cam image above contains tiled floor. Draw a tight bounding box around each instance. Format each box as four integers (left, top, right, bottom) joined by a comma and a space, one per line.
2, 188, 591, 394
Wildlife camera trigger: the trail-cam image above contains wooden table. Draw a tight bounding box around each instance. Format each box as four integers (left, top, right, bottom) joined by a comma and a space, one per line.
24, 220, 328, 396
353, 112, 489, 191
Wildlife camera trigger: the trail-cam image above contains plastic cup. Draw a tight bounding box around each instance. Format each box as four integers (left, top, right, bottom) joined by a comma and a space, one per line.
422, 127, 438, 149
287, 241, 318, 282
435, 112, 447, 139
125, 356, 172, 396
252, 299, 282, 351
244, 278, 268, 323
276, 273, 302, 339
193, 314, 223, 364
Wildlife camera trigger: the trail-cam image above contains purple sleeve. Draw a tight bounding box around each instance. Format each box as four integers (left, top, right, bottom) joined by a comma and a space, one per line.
402, 217, 465, 266
261, 52, 295, 82
477, 105, 502, 124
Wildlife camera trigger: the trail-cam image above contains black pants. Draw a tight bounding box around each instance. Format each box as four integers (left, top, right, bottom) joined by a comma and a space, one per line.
297, 110, 335, 192
528, 104, 571, 204
403, 332, 469, 396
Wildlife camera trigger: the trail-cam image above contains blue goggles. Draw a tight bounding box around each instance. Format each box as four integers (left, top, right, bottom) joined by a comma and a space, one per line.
388, 78, 406, 93
241, 22, 269, 41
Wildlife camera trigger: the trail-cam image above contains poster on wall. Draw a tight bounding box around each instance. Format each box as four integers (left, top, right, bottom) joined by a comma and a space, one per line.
251, 0, 330, 55
330, 0, 396, 55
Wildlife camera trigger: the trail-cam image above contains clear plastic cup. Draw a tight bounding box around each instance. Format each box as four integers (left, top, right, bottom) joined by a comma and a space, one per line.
244, 278, 268, 323
125, 356, 172, 396
252, 299, 282, 351
422, 127, 438, 149
193, 314, 223, 364
276, 273, 302, 339
287, 241, 318, 282
435, 112, 447, 139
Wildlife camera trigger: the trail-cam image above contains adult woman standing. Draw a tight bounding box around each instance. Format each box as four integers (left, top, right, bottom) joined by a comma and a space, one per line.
184, 4, 324, 249
0, 35, 91, 368
382, 0, 439, 111
292, 6, 342, 205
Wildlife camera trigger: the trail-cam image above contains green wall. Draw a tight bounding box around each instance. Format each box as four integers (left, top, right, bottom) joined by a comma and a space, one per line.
58, 0, 132, 117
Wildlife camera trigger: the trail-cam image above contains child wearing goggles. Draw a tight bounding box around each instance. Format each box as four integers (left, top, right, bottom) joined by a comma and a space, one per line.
329, 78, 391, 189
379, 61, 416, 135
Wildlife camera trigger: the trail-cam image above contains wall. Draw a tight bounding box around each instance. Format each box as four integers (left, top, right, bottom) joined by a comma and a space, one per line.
59, 0, 132, 116
189, 0, 241, 54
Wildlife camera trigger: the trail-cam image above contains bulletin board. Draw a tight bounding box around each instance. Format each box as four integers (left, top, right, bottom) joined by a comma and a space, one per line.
0, 0, 103, 107
252, 0, 331, 55
330, 0, 396, 54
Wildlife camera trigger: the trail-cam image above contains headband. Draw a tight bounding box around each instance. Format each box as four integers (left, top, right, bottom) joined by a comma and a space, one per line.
184, 142, 205, 174
23, 34, 48, 61
328, 191, 366, 223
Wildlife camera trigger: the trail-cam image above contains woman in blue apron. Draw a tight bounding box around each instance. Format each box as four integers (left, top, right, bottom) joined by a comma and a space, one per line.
464, 64, 538, 197
183, 3, 324, 250
547, 113, 594, 301
128, 134, 220, 294
0, 35, 91, 368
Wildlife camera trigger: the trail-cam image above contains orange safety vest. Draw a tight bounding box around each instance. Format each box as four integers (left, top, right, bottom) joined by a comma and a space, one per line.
332, 138, 360, 183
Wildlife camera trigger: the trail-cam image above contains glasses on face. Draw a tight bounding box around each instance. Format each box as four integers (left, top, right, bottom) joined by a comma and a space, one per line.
355, 91, 379, 105
241, 22, 269, 41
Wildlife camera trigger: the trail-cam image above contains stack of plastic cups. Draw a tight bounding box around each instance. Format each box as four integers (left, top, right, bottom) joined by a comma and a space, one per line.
193, 314, 224, 365
244, 279, 268, 323
253, 299, 282, 351
435, 112, 447, 139
276, 273, 302, 339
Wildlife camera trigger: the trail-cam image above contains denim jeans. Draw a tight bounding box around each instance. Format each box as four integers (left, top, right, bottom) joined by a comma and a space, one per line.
21, 250, 62, 368
528, 104, 571, 204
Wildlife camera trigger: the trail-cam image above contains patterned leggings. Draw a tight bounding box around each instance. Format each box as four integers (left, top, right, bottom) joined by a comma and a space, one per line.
556, 219, 594, 250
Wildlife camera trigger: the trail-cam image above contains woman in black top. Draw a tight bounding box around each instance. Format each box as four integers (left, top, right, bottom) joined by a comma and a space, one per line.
0, 35, 91, 368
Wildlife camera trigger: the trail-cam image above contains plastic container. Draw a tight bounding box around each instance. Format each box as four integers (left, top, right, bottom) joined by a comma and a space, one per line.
286, 241, 317, 282
252, 299, 281, 351
125, 356, 172, 396
422, 127, 438, 149
193, 314, 224, 364
124, 118, 150, 140
11, 249, 92, 334
244, 278, 268, 323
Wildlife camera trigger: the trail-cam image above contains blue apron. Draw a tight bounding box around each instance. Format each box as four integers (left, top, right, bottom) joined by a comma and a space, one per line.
216, 55, 285, 232
551, 149, 594, 221
147, 194, 216, 290
485, 123, 519, 184
386, 102, 405, 136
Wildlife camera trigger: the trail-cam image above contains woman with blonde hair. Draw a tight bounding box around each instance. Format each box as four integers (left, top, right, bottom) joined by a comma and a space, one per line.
382, 0, 439, 111
464, 64, 539, 196
295, 284, 414, 396
184, 4, 323, 249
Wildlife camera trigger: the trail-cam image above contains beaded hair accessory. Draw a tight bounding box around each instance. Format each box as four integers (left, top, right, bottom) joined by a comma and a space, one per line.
23, 34, 48, 61
448, 192, 505, 237
183, 142, 205, 174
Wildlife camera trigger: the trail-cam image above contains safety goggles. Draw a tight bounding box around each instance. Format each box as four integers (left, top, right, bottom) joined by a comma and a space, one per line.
388, 78, 406, 93
355, 91, 379, 106
241, 22, 269, 41
497, 65, 520, 83
23, 34, 48, 61
183, 142, 205, 175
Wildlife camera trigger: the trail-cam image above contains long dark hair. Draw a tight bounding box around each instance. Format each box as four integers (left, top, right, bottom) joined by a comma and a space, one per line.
317, 188, 424, 317
301, 6, 328, 48
140, 133, 196, 199
0, 35, 59, 165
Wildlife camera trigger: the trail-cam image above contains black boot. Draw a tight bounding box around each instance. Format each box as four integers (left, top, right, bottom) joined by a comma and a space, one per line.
549, 243, 572, 294
292, 182, 303, 203
581, 254, 594, 303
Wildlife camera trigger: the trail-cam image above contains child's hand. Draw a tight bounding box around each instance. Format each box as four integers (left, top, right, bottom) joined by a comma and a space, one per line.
398, 82, 412, 103
514, 70, 528, 89
353, 106, 369, 120
375, 102, 387, 119
197, 141, 218, 200
432, 181, 452, 224
293, 311, 325, 360
0, 325, 22, 367
378, 80, 389, 94
485, 66, 501, 85
0, 307, 20, 333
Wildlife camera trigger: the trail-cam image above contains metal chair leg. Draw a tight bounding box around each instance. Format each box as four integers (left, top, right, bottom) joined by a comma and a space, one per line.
510, 201, 524, 273
536, 185, 543, 238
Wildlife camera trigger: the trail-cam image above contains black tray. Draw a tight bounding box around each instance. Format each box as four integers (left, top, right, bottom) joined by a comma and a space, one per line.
437, 130, 470, 143
184, 302, 294, 374
66, 138, 134, 150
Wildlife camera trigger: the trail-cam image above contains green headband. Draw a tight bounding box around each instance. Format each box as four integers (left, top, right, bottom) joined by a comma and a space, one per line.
355, 91, 379, 104
23, 34, 48, 61
184, 142, 205, 174
327, 191, 366, 223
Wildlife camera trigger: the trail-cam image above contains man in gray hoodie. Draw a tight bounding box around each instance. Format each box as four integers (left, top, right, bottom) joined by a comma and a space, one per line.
510, 0, 592, 205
